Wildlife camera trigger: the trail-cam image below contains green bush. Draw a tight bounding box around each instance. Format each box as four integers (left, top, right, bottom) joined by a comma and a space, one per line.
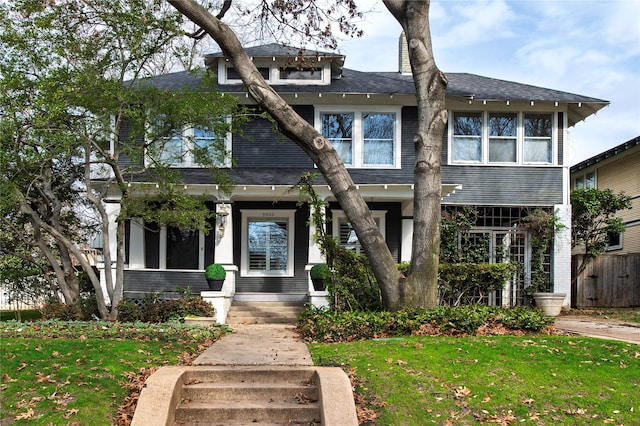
204, 264, 226, 280
116, 300, 144, 322
310, 263, 329, 280
438, 263, 515, 306
144, 297, 215, 323
41, 300, 82, 321
298, 305, 554, 343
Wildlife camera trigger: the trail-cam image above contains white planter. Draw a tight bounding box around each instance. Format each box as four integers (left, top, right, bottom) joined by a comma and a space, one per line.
532, 293, 566, 317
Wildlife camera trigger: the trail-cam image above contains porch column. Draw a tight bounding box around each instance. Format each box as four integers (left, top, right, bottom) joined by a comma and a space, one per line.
308, 202, 329, 308
400, 201, 414, 262
553, 203, 572, 309
128, 218, 145, 268
214, 202, 233, 265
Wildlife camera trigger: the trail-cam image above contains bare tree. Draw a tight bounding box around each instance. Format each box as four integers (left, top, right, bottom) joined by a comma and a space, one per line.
168, 0, 447, 309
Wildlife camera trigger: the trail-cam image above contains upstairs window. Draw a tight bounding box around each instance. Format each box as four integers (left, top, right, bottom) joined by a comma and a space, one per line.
318, 107, 401, 168
488, 112, 517, 163
279, 67, 322, 81
450, 111, 555, 165
149, 120, 232, 168
524, 113, 552, 163
452, 112, 482, 162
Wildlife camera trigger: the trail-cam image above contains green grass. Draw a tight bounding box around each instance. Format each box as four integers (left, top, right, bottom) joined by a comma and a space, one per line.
310, 335, 640, 425
0, 321, 222, 425
1, 310, 42, 321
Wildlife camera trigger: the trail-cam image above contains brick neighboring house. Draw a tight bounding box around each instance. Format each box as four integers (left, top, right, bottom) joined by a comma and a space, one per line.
571, 136, 640, 254
99, 40, 608, 322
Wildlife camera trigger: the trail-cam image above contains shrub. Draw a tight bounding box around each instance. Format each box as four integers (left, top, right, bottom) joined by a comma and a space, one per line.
298, 305, 554, 343
41, 300, 82, 321
438, 263, 515, 306
144, 297, 215, 323
204, 264, 226, 280
310, 263, 329, 280
116, 300, 144, 322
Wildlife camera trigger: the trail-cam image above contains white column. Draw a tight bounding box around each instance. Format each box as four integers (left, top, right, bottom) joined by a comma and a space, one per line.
401, 201, 414, 262
553, 204, 572, 309
307, 204, 326, 265
214, 203, 234, 265
128, 218, 145, 268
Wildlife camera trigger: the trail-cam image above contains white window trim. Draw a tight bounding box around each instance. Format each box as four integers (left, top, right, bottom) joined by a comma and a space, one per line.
606, 232, 623, 251
240, 209, 296, 277
331, 210, 387, 249
145, 118, 232, 168
573, 170, 597, 189
449, 111, 557, 166
315, 106, 402, 169
218, 60, 331, 85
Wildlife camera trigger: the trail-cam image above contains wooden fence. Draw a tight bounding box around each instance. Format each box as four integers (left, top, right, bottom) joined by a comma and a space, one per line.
572, 253, 640, 308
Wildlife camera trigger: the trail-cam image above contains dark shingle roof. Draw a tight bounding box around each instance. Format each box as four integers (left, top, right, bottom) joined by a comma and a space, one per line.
571, 135, 640, 171
143, 66, 608, 126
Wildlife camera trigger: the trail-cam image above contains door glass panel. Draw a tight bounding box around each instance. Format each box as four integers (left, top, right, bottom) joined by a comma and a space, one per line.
247, 219, 289, 273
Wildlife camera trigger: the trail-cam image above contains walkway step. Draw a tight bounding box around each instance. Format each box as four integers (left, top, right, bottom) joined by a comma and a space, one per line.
227, 301, 304, 325
173, 367, 320, 425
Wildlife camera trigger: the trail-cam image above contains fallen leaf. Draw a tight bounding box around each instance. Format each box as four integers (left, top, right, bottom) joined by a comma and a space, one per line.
63, 408, 79, 419
15, 409, 35, 420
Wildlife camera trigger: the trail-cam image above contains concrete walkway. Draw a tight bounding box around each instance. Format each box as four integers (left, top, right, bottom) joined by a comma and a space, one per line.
194, 324, 314, 366
555, 316, 640, 344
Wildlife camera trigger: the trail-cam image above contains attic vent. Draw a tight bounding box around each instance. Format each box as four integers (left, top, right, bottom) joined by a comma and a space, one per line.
399, 32, 411, 74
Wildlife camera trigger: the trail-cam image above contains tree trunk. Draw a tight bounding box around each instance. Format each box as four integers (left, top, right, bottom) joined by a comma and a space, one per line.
384, 0, 447, 308
168, 0, 405, 309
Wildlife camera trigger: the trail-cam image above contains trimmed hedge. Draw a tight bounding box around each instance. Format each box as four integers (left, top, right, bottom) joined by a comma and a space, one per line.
297, 305, 554, 343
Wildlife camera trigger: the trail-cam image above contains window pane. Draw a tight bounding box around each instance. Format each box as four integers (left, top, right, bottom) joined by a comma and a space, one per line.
248, 220, 288, 273
228, 67, 269, 80
453, 136, 482, 161
159, 133, 184, 165
489, 138, 516, 162
489, 113, 517, 136
166, 227, 199, 269
322, 113, 353, 164
338, 217, 380, 253
524, 113, 552, 163
192, 125, 227, 166
363, 113, 394, 165
524, 138, 551, 162
585, 172, 595, 188
524, 113, 552, 137
575, 176, 584, 189
279, 67, 322, 80
453, 112, 482, 162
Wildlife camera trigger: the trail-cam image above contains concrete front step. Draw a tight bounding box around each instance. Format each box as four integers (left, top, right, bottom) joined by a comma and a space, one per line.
227, 301, 305, 325
175, 401, 320, 424
175, 367, 320, 425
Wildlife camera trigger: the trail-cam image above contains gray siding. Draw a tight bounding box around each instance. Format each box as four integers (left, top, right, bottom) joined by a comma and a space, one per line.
123, 270, 209, 300
233, 106, 314, 168
442, 166, 563, 205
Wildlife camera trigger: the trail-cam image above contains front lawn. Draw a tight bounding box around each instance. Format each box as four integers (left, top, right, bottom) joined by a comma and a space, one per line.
310, 335, 640, 425
0, 320, 224, 425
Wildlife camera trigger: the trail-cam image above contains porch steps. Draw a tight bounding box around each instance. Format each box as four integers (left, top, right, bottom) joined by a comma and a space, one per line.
226, 301, 305, 326
173, 367, 321, 425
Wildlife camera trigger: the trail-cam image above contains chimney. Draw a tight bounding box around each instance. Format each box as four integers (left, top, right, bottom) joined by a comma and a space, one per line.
399, 32, 411, 74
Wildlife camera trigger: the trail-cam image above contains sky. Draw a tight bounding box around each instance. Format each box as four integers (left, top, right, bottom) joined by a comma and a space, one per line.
335, 0, 640, 166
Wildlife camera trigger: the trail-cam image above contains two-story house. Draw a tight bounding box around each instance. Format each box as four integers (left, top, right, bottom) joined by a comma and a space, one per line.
102, 40, 608, 322
571, 136, 639, 254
